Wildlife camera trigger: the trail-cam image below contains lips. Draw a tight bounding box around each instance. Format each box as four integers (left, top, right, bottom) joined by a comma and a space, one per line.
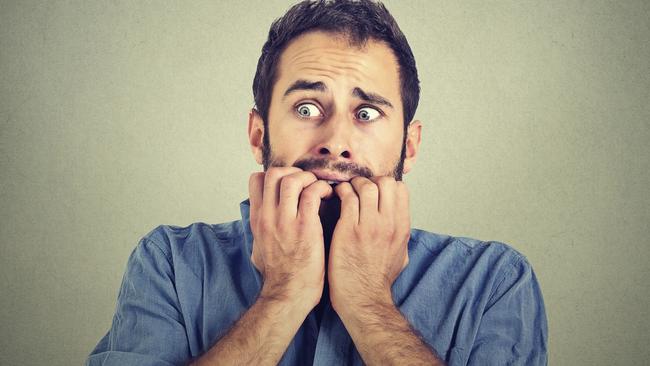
310, 169, 353, 184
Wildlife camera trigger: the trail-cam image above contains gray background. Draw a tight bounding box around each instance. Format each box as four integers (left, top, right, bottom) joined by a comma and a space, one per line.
1, 1, 649, 365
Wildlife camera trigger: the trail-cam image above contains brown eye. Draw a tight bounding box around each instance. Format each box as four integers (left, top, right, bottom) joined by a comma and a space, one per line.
356, 107, 381, 121
296, 103, 322, 118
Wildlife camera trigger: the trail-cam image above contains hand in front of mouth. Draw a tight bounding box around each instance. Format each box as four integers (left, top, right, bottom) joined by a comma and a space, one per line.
248, 167, 334, 311
326, 176, 410, 320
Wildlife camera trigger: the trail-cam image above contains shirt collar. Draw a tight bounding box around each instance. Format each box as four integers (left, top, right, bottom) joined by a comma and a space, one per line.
239, 198, 263, 289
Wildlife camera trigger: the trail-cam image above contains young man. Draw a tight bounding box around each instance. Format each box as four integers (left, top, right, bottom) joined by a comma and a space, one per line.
87, 1, 547, 365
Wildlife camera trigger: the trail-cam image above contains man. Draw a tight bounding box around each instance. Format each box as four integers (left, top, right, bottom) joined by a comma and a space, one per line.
87, 1, 547, 365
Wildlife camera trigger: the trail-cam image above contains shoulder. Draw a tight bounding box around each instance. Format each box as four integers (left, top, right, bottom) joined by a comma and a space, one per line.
130, 221, 247, 278
140, 221, 244, 255
407, 228, 534, 284
411, 228, 528, 260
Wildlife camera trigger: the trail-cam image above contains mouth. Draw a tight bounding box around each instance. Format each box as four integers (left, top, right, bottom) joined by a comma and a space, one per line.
325, 180, 341, 186
310, 169, 353, 185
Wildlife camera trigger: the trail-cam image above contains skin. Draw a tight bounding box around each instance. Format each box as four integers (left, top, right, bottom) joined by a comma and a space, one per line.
193, 31, 443, 365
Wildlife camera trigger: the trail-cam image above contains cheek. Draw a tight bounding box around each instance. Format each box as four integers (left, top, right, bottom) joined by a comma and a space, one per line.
269, 123, 315, 159
361, 124, 404, 158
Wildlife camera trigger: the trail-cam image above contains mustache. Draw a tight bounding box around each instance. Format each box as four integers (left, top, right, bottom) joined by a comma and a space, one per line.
292, 157, 373, 179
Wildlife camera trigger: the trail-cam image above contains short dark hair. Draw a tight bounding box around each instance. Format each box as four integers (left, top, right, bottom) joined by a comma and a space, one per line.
252, 0, 420, 127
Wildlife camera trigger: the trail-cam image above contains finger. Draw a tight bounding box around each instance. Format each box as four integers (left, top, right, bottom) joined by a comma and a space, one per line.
395, 182, 410, 228
370, 176, 397, 215
350, 176, 379, 224
251, 243, 264, 273
248, 172, 265, 229
262, 167, 302, 219
334, 182, 359, 225
402, 251, 410, 270
278, 171, 318, 219
298, 180, 334, 219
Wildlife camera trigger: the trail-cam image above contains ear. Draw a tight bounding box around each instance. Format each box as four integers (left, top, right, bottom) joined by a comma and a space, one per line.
402, 120, 422, 175
248, 108, 265, 165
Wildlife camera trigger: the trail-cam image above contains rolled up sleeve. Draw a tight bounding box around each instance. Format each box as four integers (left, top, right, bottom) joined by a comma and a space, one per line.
86, 238, 190, 366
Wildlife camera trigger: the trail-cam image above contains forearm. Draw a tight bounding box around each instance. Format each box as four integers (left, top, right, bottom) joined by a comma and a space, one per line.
340, 300, 445, 366
191, 292, 311, 366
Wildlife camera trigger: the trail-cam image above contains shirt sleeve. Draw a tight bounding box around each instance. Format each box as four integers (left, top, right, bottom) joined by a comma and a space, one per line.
465, 254, 548, 366
86, 238, 191, 366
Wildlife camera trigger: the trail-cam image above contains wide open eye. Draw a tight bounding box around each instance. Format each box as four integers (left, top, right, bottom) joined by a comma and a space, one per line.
296, 103, 323, 118
356, 106, 381, 122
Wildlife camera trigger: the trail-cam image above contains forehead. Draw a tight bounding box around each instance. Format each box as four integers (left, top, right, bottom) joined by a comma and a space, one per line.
273, 31, 401, 104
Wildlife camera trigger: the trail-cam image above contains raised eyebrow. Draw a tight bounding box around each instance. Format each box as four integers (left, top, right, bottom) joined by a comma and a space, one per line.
283, 79, 327, 99
352, 87, 394, 109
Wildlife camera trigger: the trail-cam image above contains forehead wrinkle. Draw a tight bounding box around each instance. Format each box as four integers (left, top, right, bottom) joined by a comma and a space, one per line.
291, 60, 372, 82
287, 48, 370, 73
289, 54, 369, 74
277, 36, 401, 111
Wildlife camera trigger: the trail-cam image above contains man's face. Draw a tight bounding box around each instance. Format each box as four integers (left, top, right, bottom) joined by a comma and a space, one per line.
249, 31, 421, 182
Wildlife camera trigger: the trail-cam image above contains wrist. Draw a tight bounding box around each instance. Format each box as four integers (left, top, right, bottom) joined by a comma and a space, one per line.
332, 288, 394, 324
259, 280, 322, 314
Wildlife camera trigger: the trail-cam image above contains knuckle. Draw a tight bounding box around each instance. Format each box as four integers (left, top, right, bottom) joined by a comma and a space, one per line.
301, 170, 318, 181
267, 167, 298, 180
295, 216, 310, 230
280, 175, 298, 189
336, 183, 353, 196
249, 172, 264, 183
377, 176, 395, 186
360, 183, 378, 197
266, 167, 286, 180
299, 190, 317, 205
276, 221, 291, 235
350, 176, 366, 186
382, 225, 396, 239
259, 217, 275, 233
384, 220, 396, 234
303, 180, 324, 193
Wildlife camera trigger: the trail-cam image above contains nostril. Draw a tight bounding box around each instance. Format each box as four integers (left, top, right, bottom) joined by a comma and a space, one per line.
341, 151, 351, 159
319, 147, 330, 155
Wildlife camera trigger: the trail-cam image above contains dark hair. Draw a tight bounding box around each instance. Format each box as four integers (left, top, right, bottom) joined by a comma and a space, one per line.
252, 0, 420, 128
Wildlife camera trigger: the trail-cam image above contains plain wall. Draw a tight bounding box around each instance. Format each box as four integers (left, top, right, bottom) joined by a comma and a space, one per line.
1, 1, 648, 365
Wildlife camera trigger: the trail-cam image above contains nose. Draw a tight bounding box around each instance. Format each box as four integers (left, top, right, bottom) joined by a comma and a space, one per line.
312, 118, 354, 160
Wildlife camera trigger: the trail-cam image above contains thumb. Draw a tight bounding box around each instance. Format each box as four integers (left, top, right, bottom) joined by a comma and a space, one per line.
251, 241, 264, 274
402, 251, 410, 270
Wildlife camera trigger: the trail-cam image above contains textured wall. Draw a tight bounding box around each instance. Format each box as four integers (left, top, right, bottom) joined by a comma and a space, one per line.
1, 1, 648, 365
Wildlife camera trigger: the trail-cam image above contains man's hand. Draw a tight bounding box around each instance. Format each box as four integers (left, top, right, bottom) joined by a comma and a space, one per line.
326, 177, 444, 365
327, 176, 410, 317
249, 167, 334, 309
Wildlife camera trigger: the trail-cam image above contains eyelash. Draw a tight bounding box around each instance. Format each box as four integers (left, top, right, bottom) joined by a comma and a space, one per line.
294, 102, 384, 121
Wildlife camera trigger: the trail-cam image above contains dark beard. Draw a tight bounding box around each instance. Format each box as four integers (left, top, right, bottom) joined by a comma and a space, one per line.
260, 126, 408, 317
261, 123, 407, 181
260, 123, 408, 242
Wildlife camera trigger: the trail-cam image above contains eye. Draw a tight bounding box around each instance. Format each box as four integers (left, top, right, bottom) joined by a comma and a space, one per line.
356, 106, 381, 122
295, 103, 323, 118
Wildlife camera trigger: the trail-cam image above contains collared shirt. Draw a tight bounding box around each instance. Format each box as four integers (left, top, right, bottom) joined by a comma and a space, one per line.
87, 200, 547, 365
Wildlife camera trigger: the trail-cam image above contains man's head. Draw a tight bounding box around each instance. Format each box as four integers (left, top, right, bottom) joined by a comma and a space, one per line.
248, 0, 422, 182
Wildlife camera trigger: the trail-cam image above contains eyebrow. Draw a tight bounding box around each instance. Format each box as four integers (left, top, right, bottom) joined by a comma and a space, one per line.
283, 79, 326, 97
352, 87, 394, 109
283, 79, 394, 109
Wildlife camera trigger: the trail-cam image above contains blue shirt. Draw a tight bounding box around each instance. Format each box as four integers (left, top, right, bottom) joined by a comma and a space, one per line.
87, 200, 547, 365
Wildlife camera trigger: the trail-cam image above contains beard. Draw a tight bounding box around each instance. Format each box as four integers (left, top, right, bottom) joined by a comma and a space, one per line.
260, 125, 408, 240
261, 125, 408, 181
259, 127, 408, 306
